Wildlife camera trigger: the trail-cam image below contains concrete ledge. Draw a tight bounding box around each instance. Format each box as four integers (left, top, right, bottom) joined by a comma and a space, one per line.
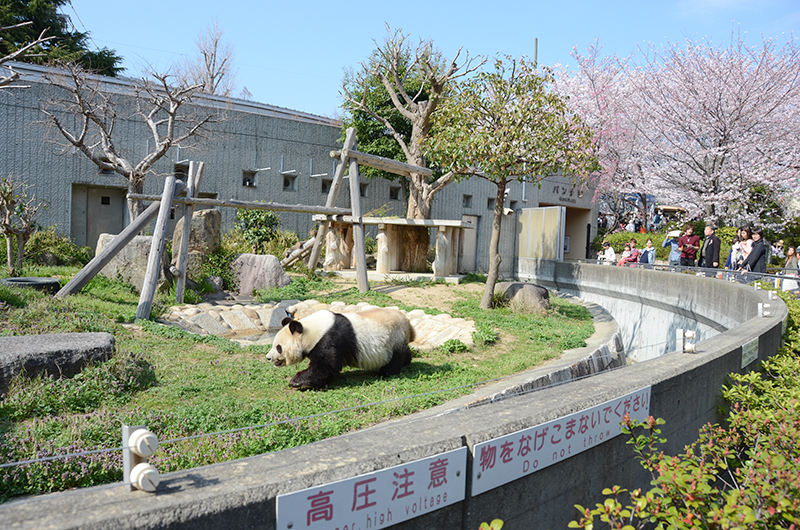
0, 264, 786, 530
0, 333, 116, 395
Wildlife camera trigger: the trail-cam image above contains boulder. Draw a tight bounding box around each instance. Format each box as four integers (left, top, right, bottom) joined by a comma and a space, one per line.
494, 282, 551, 313
172, 208, 221, 254
96, 234, 167, 293
171, 209, 221, 281
232, 253, 291, 297
0, 333, 115, 396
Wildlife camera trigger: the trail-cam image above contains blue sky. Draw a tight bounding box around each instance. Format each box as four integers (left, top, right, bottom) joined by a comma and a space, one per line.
66, 0, 800, 119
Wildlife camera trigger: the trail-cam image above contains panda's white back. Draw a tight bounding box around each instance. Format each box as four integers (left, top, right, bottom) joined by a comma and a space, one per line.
343, 309, 411, 370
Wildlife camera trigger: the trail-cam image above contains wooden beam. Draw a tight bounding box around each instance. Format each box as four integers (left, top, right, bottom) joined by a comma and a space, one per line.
308, 127, 357, 269
174, 161, 205, 304
330, 148, 432, 178
136, 175, 177, 321
127, 194, 352, 217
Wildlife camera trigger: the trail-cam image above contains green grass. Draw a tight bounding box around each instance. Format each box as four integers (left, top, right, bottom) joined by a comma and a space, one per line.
0, 269, 594, 501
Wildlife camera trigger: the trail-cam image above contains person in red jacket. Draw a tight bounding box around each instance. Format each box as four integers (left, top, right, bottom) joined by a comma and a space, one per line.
678, 223, 700, 267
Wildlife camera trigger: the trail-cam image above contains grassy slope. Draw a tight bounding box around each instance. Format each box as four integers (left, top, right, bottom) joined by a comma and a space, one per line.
0, 270, 593, 500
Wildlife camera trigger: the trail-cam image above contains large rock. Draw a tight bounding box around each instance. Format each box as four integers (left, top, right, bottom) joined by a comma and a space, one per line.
232, 253, 290, 297
495, 281, 551, 313
0, 333, 115, 395
96, 234, 167, 293
171, 209, 222, 282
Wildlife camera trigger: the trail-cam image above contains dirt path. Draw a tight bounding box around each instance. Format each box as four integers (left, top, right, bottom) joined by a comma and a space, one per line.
371, 282, 485, 313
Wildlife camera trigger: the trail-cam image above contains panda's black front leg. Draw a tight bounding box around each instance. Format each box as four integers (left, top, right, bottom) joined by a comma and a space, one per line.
290, 348, 342, 390
290, 366, 336, 390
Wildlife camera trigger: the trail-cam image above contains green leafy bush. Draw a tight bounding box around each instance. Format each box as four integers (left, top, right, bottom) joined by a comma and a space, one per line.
235, 208, 280, 254
24, 225, 93, 266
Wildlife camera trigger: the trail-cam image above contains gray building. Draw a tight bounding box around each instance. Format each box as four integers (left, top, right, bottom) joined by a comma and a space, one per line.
1, 62, 598, 277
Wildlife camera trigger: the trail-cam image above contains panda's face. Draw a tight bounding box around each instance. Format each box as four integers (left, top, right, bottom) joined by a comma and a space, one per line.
266, 318, 305, 367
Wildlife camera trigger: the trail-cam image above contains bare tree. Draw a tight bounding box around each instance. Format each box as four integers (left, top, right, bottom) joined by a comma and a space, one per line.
41, 62, 216, 221
0, 21, 54, 88
342, 26, 483, 269
175, 20, 237, 96
0, 176, 47, 275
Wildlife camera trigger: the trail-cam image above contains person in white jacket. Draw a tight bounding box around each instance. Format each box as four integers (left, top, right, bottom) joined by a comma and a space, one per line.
597, 241, 616, 265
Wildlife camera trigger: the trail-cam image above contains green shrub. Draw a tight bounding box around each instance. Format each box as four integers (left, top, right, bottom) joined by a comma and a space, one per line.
24, 226, 93, 266
235, 208, 280, 254
260, 228, 300, 258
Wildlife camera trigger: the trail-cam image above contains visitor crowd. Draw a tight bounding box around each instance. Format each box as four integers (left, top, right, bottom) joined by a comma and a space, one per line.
597, 223, 799, 288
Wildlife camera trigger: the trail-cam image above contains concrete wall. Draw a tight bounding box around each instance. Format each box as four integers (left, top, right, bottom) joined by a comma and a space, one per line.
517, 261, 747, 362
2, 63, 597, 276
0, 264, 785, 530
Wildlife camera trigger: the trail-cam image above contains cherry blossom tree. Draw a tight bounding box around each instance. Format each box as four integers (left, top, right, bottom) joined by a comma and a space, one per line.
555, 43, 655, 228
559, 32, 800, 227
631, 32, 800, 225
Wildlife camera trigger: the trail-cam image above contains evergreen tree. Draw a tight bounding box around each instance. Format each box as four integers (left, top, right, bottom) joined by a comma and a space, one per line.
0, 0, 122, 76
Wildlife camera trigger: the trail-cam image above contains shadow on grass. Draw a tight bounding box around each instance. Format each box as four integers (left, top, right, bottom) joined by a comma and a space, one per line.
325, 360, 461, 391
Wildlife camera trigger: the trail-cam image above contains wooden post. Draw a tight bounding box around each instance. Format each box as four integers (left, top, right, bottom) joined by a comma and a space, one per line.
174, 161, 205, 303
308, 127, 356, 270
376, 226, 390, 275
136, 175, 177, 321
347, 141, 369, 293
55, 181, 186, 298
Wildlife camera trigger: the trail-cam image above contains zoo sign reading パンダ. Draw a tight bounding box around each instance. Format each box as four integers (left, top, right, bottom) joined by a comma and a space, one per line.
276, 447, 467, 530
471, 387, 652, 496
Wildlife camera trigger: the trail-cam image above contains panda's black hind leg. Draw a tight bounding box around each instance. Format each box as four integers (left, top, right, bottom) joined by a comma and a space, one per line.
378, 345, 412, 377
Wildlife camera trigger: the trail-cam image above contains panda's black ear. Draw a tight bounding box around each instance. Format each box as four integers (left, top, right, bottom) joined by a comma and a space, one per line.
288, 320, 304, 335
281, 317, 293, 327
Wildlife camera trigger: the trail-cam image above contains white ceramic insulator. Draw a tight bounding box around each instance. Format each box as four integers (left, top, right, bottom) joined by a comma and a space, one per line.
129, 429, 159, 457
684, 343, 696, 353
130, 462, 160, 492
684, 330, 697, 340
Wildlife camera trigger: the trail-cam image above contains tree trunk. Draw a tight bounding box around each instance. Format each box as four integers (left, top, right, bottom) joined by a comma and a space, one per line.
127, 177, 146, 222
403, 172, 433, 272
480, 178, 507, 310
14, 233, 26, 274
5, 234, 14, 275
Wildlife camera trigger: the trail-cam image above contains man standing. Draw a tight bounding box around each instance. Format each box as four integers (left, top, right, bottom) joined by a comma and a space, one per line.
698, 225, 720, 269
678, 223, 700, 267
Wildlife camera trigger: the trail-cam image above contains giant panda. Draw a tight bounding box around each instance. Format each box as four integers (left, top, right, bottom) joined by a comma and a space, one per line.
266, 308, 415, 390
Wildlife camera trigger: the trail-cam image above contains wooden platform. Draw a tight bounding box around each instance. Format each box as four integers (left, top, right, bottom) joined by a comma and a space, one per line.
312, 215, 474, 278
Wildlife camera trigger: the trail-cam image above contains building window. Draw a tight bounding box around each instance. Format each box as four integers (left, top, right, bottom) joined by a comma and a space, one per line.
462, 194, 473, 208
100, 196, 111, 205
321, 179, 332, 194
283, 175, 297, 191
242, 170, 257, 188
487, 197, 495, 211
390, 186, 401, 201
360, 183, 368, 198
509, 200, 517, 211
